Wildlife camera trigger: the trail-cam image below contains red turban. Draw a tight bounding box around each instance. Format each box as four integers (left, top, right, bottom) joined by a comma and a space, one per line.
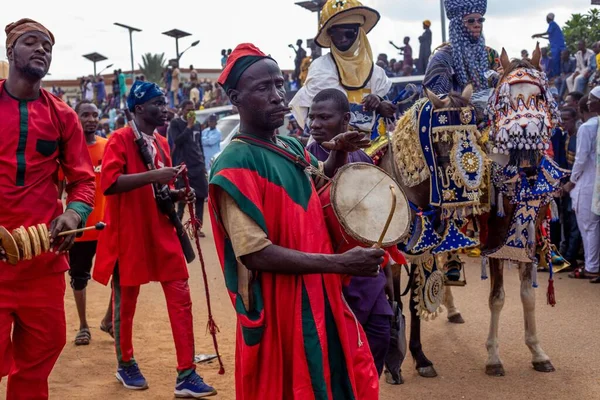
5, 18, 55, 48
218, 43, 273, 91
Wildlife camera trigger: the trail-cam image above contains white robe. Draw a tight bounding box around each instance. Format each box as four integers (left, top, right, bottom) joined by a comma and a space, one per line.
570, 117, 600, 273
289, 53, 392, 132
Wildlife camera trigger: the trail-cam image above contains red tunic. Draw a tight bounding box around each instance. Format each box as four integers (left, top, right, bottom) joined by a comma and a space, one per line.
0, 81, 95, 282
93, 127, 188, 286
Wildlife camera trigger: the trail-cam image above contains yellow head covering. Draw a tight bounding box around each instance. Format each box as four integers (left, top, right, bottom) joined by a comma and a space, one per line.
423, 20, 432, 28
329, 28, 374, 90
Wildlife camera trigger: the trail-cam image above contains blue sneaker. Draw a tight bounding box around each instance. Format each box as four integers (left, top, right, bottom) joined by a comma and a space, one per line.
174, 370, 217, 398
116, 363, 149, 390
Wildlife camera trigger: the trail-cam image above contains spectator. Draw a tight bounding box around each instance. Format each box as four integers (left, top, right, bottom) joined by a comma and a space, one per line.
115, 115, 125, 130
588, 42, 600, 89
220, 49, 228, 68
558, 107, 583, 268
555, 50, 576, 100
532, 13, 566, 78
565, 88, 600, 281
84, 78, 93, 101
118, 69, 127, 104
291, 39, 307, 87
567, 40, 594, 94
190, 83, 200, 107
390, 38, 412, 69
177, 82, 184, 105
564, 91, 585, 124
540, 47, 551, 75
579, 95, 596, 122
402, 64, 414, 76
95, 76, 106, 106
171, 62, 181, 107
521, 49, 529, 61
201, 114, 221, 171
189, 64, 198, 84
417, 20, 432, 74
168, 100, 208, 236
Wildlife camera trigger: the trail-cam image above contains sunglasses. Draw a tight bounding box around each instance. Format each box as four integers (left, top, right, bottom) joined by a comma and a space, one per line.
464, 17, 485, 25
328, 28, 358, 40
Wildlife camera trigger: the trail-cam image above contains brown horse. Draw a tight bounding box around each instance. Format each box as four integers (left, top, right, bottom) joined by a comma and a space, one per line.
379, 84, 479, 379
483, 45, 561, 376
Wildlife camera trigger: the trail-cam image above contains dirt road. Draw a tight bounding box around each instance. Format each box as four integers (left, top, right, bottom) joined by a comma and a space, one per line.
2, 221, 599, 399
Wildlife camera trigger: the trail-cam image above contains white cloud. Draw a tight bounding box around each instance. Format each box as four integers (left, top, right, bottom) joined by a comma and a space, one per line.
1, 0, 596, 80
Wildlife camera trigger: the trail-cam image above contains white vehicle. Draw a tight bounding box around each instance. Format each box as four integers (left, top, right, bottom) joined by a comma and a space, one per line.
208, 113, 294, 173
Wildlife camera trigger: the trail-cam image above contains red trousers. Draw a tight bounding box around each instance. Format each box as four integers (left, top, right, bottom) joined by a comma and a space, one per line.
0, 273, 66, 400
112, 266, 196, 373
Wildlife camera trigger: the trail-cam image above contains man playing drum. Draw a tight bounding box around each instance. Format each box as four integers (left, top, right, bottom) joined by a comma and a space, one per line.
0, 19, 95, 399
306, 88, 395, 376
209, 43, 383, 400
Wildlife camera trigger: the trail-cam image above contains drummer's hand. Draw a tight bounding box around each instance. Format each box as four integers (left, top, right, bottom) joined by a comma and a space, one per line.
321, 131, 371, 152
50, 209, 81, 254
337, 247, 385, 277
362, 94, 381, 112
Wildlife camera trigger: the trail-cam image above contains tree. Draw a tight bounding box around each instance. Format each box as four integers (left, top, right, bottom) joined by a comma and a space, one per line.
138, 53, 166, 85
563, 9, 600, 52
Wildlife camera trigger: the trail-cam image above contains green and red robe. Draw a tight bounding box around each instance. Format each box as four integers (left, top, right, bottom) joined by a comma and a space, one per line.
208, 135, 378, 400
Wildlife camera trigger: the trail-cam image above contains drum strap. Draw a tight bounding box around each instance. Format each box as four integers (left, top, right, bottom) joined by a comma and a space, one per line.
235, 134, 330, 181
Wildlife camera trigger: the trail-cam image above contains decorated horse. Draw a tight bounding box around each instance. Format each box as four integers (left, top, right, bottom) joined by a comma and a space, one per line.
482, 44, 567, 376
373, 83, 488, 379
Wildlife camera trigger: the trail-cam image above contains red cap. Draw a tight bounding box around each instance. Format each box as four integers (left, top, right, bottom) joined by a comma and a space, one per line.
218, 43, 268, 88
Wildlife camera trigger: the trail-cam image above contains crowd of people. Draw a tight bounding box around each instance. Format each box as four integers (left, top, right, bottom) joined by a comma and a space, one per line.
1, 0, 599, 399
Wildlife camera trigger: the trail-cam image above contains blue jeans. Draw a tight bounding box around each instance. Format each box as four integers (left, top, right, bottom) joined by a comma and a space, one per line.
575, 74, 589, 93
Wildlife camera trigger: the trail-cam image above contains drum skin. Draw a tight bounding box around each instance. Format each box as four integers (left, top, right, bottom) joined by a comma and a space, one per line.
319, 163, 410, 251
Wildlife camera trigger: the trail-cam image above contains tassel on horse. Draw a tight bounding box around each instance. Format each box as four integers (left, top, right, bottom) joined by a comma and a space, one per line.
181, 165, 225, 374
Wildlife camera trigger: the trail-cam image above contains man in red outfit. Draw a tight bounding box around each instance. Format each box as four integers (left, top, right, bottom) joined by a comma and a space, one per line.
93, 80, 216, 398
0, 18, 95, 400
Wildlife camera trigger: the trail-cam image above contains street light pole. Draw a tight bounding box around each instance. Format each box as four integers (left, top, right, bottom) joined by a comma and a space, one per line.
114, 23, 142, 74
440, 0, 447, 43
177, 40, 200, 63
83, 53, 108, 77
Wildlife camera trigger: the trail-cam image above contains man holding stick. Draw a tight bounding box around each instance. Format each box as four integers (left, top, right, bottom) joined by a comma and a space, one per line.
209, 43, 382, 400
93, 80, 216, 398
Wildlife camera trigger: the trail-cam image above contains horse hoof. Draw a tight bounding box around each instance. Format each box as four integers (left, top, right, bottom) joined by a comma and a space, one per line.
485, 364, 505, 376
384, 370, 404, 385
417, 366, 438, 378
532, 361, 555, 373
448, 313, 465, 324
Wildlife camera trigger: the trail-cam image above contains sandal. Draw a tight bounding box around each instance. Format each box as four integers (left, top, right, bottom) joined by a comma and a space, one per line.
590, 276, 600, 284
100, 321, 114, 338
568, 267, 599, 279
74, 328, 91, 346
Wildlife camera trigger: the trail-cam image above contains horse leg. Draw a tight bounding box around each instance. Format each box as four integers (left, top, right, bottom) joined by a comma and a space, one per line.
409, 265, 437, 378
519, 262, 555, 373
485, 258, 506, 376
444, 286, 464, 324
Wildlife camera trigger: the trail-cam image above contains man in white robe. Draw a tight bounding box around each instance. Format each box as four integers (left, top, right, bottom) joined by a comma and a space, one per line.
566, 86, 600, 281
290, 0, 395, 134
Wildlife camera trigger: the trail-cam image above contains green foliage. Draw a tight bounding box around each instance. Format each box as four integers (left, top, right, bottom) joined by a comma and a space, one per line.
563, 9, 600, 52
138, 53, 166, 85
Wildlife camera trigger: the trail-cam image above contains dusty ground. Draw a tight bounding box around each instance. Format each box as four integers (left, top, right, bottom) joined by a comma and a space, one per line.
2, 215, 600, 399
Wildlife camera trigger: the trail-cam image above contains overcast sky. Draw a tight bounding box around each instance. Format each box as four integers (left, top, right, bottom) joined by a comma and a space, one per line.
1, 0, 595, 80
